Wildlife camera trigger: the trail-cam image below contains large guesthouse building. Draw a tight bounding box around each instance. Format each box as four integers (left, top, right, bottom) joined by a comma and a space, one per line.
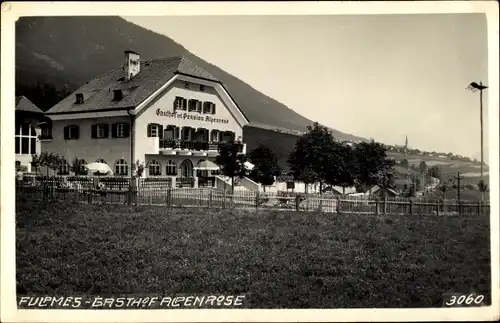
42, 51, 250, 187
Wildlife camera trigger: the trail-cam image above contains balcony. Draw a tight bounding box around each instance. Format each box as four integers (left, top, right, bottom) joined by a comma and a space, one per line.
159, 139, 245, 156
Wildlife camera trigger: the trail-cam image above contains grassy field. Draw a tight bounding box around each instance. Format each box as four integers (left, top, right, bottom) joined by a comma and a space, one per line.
388, 152, 490, 185
16, 200, 491, 308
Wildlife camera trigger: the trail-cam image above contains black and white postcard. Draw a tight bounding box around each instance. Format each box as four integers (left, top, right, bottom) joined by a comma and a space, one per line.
1, 1, 499, 322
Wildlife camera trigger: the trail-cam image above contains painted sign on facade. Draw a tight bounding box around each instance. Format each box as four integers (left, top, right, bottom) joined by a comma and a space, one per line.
156, 109, 229, 124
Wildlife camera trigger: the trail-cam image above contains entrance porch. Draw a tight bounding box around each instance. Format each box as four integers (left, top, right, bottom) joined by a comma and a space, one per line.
144, 155, 221, 188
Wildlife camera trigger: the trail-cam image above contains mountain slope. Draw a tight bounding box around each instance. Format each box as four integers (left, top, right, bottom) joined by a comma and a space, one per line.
15, 16, 364, 142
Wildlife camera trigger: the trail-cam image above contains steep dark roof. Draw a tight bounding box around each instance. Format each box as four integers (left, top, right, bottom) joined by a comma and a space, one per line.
46, 55, 219, 114
16, 96, 43, 114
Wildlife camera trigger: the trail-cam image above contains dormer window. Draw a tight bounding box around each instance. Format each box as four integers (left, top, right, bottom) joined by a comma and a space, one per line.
200, 84, 205, 92
75, 93, 84, 104
184, 81, 190, 89
113, 89, 123, 101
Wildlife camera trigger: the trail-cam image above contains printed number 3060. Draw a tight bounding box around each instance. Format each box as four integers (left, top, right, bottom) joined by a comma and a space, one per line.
445, 294, 485, 306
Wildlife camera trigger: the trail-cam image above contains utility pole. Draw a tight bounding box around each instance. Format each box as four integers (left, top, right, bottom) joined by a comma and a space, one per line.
454, 171, 464, 201
467, 81, 488, 201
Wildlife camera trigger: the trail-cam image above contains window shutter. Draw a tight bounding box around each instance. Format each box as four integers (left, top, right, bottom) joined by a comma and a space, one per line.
91, 125, 97, 138
182, 98, 187, 110
147, 124, 152, 137
196, 101, 202, 113
175, 126, 180, 139
158, 125, 164, 139
173, 98, 178, 112
64, 126, 69, 140
111, 123, 118, 138
212, 103, 216, 114
123, 123, 130, 138
74, 126, 80, 139
103, 124, 110, 138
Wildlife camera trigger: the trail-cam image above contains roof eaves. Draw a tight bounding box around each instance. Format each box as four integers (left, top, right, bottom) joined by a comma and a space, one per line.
45, 107, 133, 115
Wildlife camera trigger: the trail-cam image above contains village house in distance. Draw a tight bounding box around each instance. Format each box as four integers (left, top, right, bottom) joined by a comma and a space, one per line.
42, 50, 250, 188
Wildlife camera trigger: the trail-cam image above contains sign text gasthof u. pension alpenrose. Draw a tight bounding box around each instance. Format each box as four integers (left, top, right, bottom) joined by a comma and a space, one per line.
156, 109, 229, 124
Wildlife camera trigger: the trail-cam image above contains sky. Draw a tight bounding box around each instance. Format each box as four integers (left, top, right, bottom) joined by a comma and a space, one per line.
124, 14, 489, 158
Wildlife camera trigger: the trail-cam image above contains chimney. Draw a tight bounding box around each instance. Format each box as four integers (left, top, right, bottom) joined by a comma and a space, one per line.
113, 89, 123, 101
124, 50, 140, 81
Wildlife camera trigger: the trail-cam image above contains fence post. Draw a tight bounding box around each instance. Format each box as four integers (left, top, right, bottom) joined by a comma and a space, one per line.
166, 187, 171, 207
336, 195, 340, 214
375, 198, 379, 216
383, 196, 387, 215
255, 191, 260, 209
208, 190, 213, 209
409, 199, 413, 216
295, 194, 300, 211
436, 200, 440, 216
223, 190, 227, 209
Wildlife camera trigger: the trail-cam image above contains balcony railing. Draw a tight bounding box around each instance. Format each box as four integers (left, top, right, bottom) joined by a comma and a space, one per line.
159, 139, 243, 152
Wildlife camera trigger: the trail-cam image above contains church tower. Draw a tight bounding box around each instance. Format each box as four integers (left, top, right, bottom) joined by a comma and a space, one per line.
404, 135, 408, 156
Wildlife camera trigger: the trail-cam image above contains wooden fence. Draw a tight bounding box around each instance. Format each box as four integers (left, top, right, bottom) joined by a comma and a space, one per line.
15, 176, 490, 216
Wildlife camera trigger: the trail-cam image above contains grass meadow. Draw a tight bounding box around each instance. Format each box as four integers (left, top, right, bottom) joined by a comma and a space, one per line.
16, 199, 491, 308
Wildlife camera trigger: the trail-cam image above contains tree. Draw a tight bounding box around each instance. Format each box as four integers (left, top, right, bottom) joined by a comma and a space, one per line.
129, 160, 145, 178
36, 152, 63, 176
353, 140, 395, 195
427, 166, 440, 179
400, 158, 409, 168
70, 157, 88, 176
216, 141, 247, 196
375, 158, 396, 197
478, 179, 488, 192
478, 179, 488, 201
31, 153, 43, 175
288, 122, 335, 194
324, 142, 356, 195
418, 160, 427, 174
248, 144, 281, 192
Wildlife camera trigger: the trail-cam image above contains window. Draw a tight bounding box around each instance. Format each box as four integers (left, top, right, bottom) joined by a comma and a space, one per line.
114, 159, 128, 176
210, 130, 220, 142
64, 125, 80, 140
58, 159, 70, 175
165, 160, 177, 176
112, 123, 130, 138
173, 96, 187, 111
203, 102, 216, 114
200, 84, 205, 91
196, 101, 202, 113
96, 159, 106, 164
188, 99, 198, 112
184, 81, 190, 89
91, 124, 109, 139
15, 123, 37, 155
40, 124, 52, 139
75, 93, 84, 104
147, 123, 162, 138
221, 131, 235, 142
97, 125, 107, 138
149, 160, 161, 176
164, 126, 176, 140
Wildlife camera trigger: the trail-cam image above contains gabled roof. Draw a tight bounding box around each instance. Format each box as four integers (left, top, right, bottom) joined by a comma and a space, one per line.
16, 96, 43, 114
46, 55, 219, 114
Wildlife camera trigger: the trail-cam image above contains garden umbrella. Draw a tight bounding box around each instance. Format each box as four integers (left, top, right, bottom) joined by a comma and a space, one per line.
244, 161, 254, 171
194, 160, 220, 171
85, 162, 112, 175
